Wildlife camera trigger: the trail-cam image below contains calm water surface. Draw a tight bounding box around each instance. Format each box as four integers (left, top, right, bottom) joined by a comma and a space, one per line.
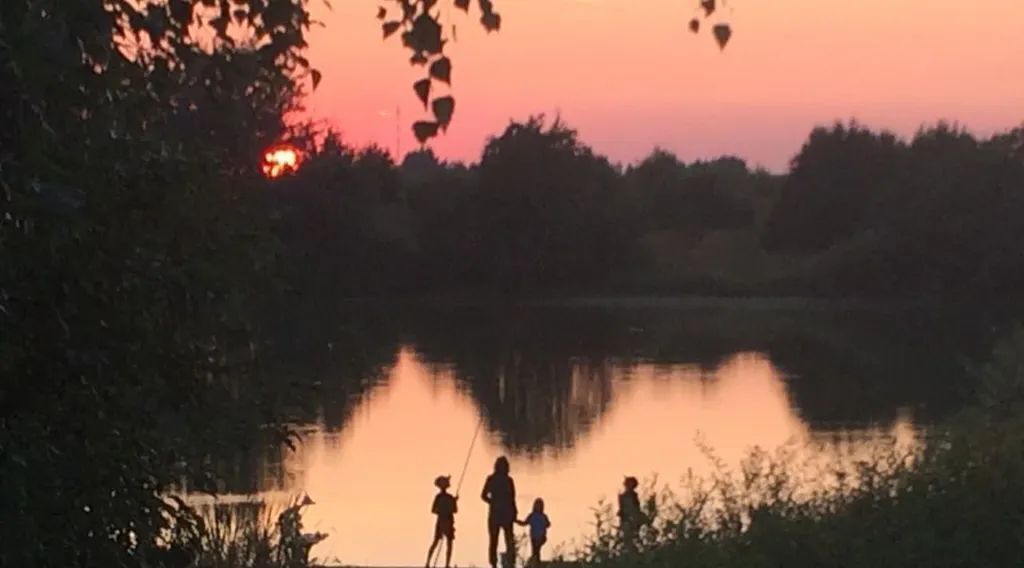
188, 302, 983, 566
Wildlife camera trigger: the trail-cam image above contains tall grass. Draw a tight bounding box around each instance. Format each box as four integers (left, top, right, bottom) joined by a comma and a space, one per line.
159, 497, 326, 568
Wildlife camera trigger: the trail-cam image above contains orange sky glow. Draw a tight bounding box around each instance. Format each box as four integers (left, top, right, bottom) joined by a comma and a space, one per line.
305, 0, 1024, 171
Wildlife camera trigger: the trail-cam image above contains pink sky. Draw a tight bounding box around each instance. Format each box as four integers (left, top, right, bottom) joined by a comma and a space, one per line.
305, 0, 1024, 171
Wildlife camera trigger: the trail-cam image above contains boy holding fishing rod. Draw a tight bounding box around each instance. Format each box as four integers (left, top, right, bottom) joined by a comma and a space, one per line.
426, 475, 458, 568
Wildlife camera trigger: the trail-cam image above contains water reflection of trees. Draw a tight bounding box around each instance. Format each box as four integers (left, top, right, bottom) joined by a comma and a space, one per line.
406, 304, 981, 438
759, 307, 991, 429
260, 298, 403, 432
216, 302, 988, 493
406, 307, 626, 454
398, 303, 979, 450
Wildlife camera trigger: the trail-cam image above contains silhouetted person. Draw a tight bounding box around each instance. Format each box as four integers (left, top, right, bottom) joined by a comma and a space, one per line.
427, 475, 458, 568
482, 456, 517, 568
279, 495, 326, 567
516, 497, 551, 566
618, 476, 643, 552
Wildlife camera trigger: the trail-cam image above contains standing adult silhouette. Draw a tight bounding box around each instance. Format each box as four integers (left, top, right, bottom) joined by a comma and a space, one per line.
618, 476, 644, 553
481, 456, 517, 568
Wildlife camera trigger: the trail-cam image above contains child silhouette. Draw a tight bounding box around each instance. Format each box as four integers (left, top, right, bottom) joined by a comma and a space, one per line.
517, 498, 551, 566
426, 475, 458, 568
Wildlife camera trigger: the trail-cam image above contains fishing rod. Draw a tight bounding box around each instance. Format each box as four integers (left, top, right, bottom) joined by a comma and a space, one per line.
456, 351, 509, 497
433, 352, 514, 568
428, 413, 483, 568
455, 413, 485, 498
431, 413, 486, 568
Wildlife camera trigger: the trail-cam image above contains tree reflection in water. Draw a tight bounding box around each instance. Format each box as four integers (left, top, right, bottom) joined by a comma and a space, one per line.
189, 302, 985, 564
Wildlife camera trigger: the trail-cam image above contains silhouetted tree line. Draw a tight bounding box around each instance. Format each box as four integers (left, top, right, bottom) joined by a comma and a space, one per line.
763, 122, 1024, 297
268, 118, 1024, 299
269, 116, 770, 296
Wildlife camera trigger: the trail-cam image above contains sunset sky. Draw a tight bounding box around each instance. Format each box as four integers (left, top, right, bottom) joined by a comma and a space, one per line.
305, 0, 1024, 171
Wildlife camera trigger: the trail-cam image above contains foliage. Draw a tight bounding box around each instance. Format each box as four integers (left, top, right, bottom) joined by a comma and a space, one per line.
762, 121, 1024, 297
625, 152, 758, 236
468, 116, 634, 290
165, 498, 325, 568
761, 122, 906, 253
378, 1, 732, 143
267, 116, 1024, 299
272, 116, 656, 294
378, 0, 500, 143
1, 0, 314, 566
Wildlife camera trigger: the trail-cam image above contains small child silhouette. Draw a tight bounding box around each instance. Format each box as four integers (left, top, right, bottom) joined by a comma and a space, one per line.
516, 498, 551, 566
427, 475, 458, 568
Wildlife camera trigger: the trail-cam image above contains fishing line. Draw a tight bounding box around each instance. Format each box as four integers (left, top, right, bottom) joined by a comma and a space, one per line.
455, 413, 485, 498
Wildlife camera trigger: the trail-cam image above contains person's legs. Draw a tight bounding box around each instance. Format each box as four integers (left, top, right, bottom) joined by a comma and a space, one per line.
487, 520, 500, 568
620, 523, 638, 554
444, 535, 454, 568
501, 523, 515, 568
530, 538, 541, 566
427, 535, 440, 568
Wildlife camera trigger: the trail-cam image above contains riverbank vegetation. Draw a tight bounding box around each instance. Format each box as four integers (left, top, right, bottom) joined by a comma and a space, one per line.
559, 329, 1024, 568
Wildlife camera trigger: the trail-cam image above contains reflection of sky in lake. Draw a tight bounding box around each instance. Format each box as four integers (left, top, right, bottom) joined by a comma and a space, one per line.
214, 348, 918, 566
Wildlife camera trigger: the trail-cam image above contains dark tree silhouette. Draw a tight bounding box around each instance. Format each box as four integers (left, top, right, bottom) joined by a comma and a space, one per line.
761, 122, 906, 253
466, 116, 635, 291
2, 2, 318, 565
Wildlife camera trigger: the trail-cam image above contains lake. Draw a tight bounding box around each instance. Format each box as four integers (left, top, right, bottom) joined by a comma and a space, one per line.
186, 299, 991, 567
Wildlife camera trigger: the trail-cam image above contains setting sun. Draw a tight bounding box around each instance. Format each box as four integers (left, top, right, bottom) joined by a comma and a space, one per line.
261, 144, 301, 179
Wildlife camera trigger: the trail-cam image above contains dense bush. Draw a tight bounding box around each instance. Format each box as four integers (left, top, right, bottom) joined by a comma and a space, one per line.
1, 1, 311, 565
